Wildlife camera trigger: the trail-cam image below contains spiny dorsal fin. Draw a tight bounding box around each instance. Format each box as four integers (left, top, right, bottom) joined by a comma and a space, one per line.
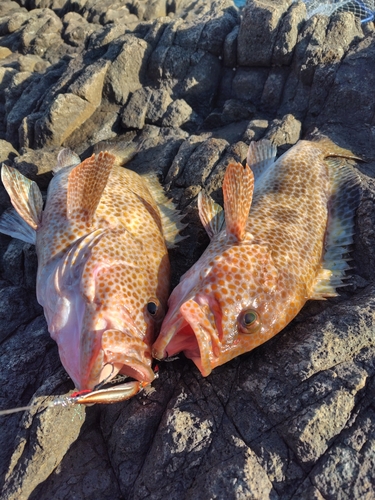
310, 159, 361, 299
197, 191, 224, 239
247, 139, 277, 184
1, 164, 42, 230
53, 148, 81, 174
141, 173, 186, 249
67, 152, 116, 222
223, 162, 254, 242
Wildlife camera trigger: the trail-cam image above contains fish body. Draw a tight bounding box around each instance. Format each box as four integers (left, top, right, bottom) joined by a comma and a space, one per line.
0, 144, 184, 401
152, 138, 361, 376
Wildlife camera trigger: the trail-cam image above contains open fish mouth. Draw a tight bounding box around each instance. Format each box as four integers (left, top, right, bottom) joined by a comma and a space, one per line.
153, 297, 222, 377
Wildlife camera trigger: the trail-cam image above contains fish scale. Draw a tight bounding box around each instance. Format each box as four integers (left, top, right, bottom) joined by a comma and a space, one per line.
152, 138, 362, 377
0, 142, 185, 404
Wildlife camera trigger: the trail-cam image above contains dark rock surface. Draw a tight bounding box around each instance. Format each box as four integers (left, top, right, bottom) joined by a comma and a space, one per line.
0, 0, 374, 498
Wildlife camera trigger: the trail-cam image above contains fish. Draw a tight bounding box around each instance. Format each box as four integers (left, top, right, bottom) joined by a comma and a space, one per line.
152, 137, 361, 377
0, 142, 185, 404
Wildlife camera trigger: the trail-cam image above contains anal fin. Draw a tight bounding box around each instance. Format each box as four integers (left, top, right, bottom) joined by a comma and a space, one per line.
310, 158, 361, 300
67, 151, 116, 222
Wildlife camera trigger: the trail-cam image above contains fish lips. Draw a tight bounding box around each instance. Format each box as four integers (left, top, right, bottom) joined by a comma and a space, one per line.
98, 328, 155, 386
153, 295, 222, 377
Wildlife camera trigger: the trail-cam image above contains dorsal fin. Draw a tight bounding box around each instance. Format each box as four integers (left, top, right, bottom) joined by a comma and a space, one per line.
197, 191, 224, 239
67, 152, 116, 222
141, 173, 186, 249
223, 162, 254, 242
1, 164, 42, 230
53, 148, 81, 174
310, 158, 361, 299
247, 139, 277, 183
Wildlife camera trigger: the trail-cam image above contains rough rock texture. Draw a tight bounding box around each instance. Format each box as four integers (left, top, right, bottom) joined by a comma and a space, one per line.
0, 0, 375, 499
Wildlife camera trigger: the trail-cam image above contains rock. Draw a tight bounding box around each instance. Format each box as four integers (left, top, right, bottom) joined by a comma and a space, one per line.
3, 386, 85, 500
19, 8, 64, 57
165, 134, 208, 186
65, 104, 121, 154
175, 137, 228, 189
34, 93, 98, 147
272, 1, 306, 66
221, 98, 256, 124
4, 71, 34, 117
232, 67, 269, 105
265, 114, 302, 148
243, 118, 269, 142
146, 87, 173, 123
261, 67, 289, 113
121, 87, 149, 129
162, 98, 196, 128
12, 148, 57, 188
6, 63, 66, 147
62, 12, 98, 47
223, 25, 239, 68
104, 35, 151, 106
307, 27, 375, 155
0, 285, 42, 343
1, 0, 375, 498
121, 87, 173, 129
69, 60, 109, 107
0, 46, 12, 59
0, 139, 18, 163
238, 0, 292, 67
2, 239, 38, 289
17, 54, 50, 72
142, 0, 168, 20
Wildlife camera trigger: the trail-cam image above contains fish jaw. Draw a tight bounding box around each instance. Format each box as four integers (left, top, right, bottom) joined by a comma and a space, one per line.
75, 305, 156, 391
153, 294, 222, 377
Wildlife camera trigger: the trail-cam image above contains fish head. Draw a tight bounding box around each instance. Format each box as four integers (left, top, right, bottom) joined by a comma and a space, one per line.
153, 235, 280, 376
38, 228, 169, 392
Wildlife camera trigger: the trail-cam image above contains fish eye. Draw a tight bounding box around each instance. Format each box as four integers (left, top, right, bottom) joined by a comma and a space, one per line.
238, 309, 261, 334
146, 299, 159, 317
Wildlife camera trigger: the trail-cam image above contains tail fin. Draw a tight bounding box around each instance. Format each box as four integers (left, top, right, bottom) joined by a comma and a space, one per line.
0, 208, 36, 244
311, 136, 363, 161
1, 165, 42, 231
94, 140, 140, 167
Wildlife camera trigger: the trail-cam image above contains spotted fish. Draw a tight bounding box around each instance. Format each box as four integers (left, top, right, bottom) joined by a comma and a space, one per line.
152, 138, 361, 376
0, 143, 184, 403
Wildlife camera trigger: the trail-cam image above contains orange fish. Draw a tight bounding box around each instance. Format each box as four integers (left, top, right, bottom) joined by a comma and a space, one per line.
0, 143, 184, 403
152, 138, 361, 376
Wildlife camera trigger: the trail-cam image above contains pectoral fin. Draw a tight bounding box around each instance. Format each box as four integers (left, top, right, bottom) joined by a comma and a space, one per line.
67, 151, 116, 222
223, 162, 254, 242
